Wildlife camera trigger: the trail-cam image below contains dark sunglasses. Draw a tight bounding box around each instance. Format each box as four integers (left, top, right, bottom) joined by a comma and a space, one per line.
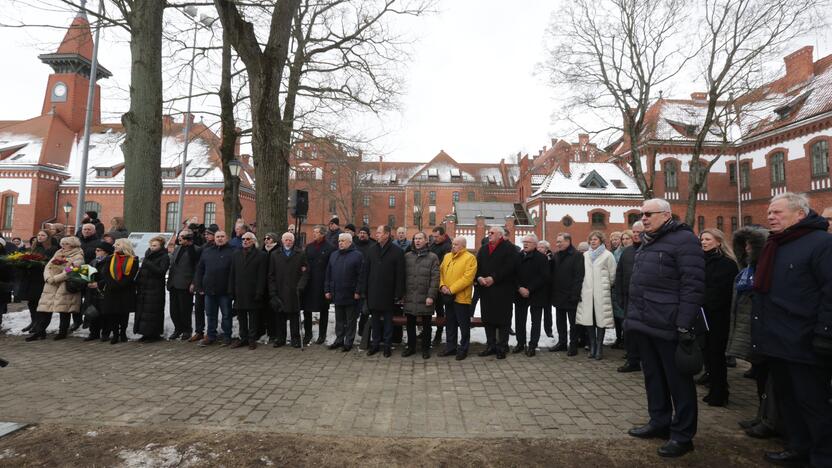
640, 211, 667, 218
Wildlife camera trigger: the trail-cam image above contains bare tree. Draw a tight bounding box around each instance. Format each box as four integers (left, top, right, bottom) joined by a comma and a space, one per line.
681, 0, 827, 225
544, 0, 695, 199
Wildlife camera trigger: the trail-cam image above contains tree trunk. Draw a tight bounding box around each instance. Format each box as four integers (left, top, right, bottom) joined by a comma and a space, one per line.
121, 1, 164, 232
218, 28, 239, 232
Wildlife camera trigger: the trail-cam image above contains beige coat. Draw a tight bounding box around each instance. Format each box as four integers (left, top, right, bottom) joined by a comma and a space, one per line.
38, 247, 85, 314
576, 249, 617, 328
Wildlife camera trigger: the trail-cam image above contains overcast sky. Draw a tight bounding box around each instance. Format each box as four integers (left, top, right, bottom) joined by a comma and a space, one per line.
1, 1, 830, 164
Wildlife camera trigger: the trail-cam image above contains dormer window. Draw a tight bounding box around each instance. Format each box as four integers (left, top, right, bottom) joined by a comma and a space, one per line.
161, 168, 178, 179
187, 167, 210, 177
774, 90, 811, 120
611, 179, 627, 189
450, 168, 461, 179
96, 167, 113, 178
427, 168, 438, 179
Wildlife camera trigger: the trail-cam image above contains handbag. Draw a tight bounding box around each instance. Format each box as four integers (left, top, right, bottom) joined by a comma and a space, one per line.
65, 278, 86, 294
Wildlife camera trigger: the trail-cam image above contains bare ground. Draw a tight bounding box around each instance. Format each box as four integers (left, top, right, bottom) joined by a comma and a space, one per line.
0, 423, 780, 467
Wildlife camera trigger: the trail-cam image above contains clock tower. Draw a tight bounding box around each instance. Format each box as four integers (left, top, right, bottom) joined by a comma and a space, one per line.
38, 8, 111, 134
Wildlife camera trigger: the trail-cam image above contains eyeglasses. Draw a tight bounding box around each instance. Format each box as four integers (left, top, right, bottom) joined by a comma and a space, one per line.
640, 211, 668, 218
243, 237, 255, 242
264, 237, 272, 240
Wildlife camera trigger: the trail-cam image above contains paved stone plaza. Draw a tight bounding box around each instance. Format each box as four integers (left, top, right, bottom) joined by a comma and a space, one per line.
0, 330, 758, 440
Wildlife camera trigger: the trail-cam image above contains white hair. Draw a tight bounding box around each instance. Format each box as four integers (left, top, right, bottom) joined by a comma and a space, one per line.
632, 221, 644, 229
537, 240, 550, 249
338, 233, 353, 243
453, 236, 467, 247
645, 198, 672, 213
771, 192, 810, 214
522, 234, 538, 243
488, 225, 506, 236
282, 232, 295, 241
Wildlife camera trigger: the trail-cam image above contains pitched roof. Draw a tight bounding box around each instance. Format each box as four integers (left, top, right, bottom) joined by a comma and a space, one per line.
454, 202, 519, 224
533, 162, 642, 198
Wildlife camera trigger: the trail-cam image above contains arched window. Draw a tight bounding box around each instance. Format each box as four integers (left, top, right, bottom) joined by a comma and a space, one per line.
627, 213, 640, 226
203, 202, 216, 226
664, 161, 678, 190
591, 212, 605, 227
561, 216, 573, 227
812, 140, 829, 177
83, 201, 102, 217
770, 152, 786, 187
740, 162, 751, 191
716, 216, 724, 232
165, 202, 179, 232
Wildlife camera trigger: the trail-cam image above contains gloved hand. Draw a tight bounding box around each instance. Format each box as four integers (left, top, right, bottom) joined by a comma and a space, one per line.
812, 334, 832, 360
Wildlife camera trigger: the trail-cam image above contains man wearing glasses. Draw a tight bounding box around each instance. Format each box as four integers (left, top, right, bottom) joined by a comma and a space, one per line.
475, 226, 519, 359
624, 199, 704, 459
268, 232, 309, 348
167, 229, 202, 341
228, 233, 267, 349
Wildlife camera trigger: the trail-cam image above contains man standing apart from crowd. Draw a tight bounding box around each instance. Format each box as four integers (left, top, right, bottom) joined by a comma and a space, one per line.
269, 232, 308, 348
625, 198, 704, 458
514, 234, 550, 357
750, 193, 832, 467
439, 236, 477, 360
362, 225, 405, 357
476, 226, 518, 359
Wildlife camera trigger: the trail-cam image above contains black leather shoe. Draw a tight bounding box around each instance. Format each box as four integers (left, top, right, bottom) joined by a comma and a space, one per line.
25, 333, 45, 342
738, 418, 760, 430
422, 349, 431, 359
496, 351, 506, 360
478, 348, 496, 357
110, 335, 119, 345
53, 333, 67, 341
745, 423, 777, 439
657, 440, 693, 458
617, 363, 641, 373
328, 342, 342, 350
83, 336, 99, 342
526, 349, 536, 357
367, 347, 379, 356
566, 345, 577, 356
402, 348, 415, 357
168, 332, 181, 341
549, 342, 567, 352
512, 345, 525, 354
627, 424, 670, 439
383, 348, 392, 358
707, 394, 728, 407
273, 341, 285, 348
291, 340, 301, 349
455, 352, 467, 361
440, 349, 457, 357
763, 450, 808, 465
342, 345, 352, 352
315, 337, 326, 345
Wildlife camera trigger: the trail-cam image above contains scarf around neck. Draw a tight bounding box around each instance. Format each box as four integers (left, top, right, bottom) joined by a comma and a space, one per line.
753, 211, 827, 293
588, 244, 606, 263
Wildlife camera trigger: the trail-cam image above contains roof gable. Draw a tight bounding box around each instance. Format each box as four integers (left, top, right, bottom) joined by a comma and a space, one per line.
578, 170, 608, 189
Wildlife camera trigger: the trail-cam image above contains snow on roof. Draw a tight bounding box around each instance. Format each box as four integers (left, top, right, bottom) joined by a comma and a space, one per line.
455, 202, 517, 224
652, 101, 725, 142
0, 133, 43, 165
534, 162, 642, 198
64, 129, 221, 186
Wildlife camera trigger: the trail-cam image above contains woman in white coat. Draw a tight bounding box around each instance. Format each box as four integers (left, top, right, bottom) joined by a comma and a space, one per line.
576, 231, 617, 360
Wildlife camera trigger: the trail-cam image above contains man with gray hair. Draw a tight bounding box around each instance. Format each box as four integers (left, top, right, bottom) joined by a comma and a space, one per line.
303, 225, 335, 345
514, 234, 550, 356
475, 225, 518, 359
750, 192, 832, 466
268, 232, 308, 348
625, 198, 704, 458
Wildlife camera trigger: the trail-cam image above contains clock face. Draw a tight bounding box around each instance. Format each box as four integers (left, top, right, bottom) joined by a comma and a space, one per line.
54, 83, 67, 97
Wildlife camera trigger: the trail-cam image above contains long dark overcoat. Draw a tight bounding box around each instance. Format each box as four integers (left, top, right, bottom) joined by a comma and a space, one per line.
228, 247, 267, 309
268, 249, 308, 315
134, 248, 170, 336
302, 240, 335, 312
475, 239, 518, 326
362, 240, 405, 311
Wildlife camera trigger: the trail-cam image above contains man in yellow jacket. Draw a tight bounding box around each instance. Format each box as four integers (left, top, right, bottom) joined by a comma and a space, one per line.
438, 236, 478, 360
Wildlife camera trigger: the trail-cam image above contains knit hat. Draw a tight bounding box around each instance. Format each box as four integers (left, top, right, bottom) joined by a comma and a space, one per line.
96, 241, 115, 255
206, 224, 219, 234
359, 226, 371, 235
329, 217, 340, 226
345, 223, 356, 232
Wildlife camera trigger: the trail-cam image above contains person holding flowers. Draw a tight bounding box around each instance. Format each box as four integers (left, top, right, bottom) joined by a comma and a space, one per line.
18, 230, 58, 333
25, 236, 85, 341
100, 238, 139, 344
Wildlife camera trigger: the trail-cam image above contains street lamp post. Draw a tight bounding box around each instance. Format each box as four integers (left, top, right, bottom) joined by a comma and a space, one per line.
174, 7, 216, 233
227, 159, 243, 223
63, 201, 72, 227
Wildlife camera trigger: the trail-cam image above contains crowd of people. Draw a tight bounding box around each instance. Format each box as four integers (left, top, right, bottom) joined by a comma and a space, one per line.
1, 195, 830, 463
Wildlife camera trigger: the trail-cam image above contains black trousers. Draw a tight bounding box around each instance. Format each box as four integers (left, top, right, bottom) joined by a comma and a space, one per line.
107, 314, 129, 338
633, 330, 697, 443
32, 312, 67, 335
406, 314, 431, 351
370, 309, 393, 349
543, 304, 553, 336
169, 289, 194, 335
770, 359, 832, 465
484, 323, 509, 353
26, 299, 39, 327
624, 328, 641, 366
276, 311, 301, 343
555, 307, 581, 347
445, 302, 471, 354
303, 308, 328, 340
431, 301, 445, 342
613, 316, 624, 341
703, 328, 729, 399
193, 293, 206, 334
237, 308, 258, 344
514, 300, 543, 349
334, 304, 358, 347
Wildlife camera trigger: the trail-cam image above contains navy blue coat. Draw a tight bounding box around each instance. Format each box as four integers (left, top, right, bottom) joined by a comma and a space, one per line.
194, 243, 234, 296
325, 245, 364, 306
625, 221, 705, 341
751, 213, 832, 366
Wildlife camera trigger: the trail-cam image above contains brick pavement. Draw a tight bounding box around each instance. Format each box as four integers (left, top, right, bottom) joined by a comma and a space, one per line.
0, 333, 758, 439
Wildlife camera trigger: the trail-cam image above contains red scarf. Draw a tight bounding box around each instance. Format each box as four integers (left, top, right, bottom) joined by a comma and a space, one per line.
753, 226, 814, 293
488, 237, 503, 255
115, 254, 126, 280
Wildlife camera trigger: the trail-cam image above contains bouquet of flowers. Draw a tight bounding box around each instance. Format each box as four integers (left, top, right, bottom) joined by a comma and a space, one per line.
0, 251, 48, 269
65, 264, 98, 293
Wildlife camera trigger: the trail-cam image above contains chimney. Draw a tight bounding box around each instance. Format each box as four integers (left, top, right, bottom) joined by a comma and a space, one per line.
184, 113, 195, 125
784, 46, 814, 83
578, 133, 589, 148
543, 145, 547, 153
378, 156, 383, 173
690, 92, 707, 103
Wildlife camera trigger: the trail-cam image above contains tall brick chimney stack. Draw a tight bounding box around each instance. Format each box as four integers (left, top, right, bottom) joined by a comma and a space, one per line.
784, 46, 814, 84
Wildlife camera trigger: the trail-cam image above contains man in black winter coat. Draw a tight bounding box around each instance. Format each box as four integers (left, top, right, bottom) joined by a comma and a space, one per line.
537, 240, 555, 338
194, 231, 235, 346
75, 222, 100, 330
615, 221, 643, 372
228, 232, 268, 349
750, 193, 832, 467
549, 233, 584, 355
429, 226, 452, 343
168, 229, 202, 341
361, 225, 405, 357
269, 232, 309, 348
354, 226, 377, 343
75, 211, 105, 239
625, 199, 704, 459
514, 234, 550, 356
303, 226, 336, 345
475, 226, 518, 359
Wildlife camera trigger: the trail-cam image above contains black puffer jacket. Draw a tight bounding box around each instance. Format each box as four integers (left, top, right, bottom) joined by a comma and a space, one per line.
726, 226, 768, 360
134, 248, 170, 336
625, 220, 705, 341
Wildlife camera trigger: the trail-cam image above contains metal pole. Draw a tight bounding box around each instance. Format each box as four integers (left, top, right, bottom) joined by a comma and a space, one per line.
232, 176, 240, 222
736, 152, 742, 228
74, 0, 105, 231
175, 22, 199, 233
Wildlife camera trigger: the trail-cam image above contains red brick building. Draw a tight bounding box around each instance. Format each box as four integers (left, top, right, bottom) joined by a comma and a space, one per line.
0, 10, 254, 239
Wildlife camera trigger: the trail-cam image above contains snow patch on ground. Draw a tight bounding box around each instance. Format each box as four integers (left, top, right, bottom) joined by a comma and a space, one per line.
117, 443, 202, 468
0, 449, 18, 460
85, 431, 98, 437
